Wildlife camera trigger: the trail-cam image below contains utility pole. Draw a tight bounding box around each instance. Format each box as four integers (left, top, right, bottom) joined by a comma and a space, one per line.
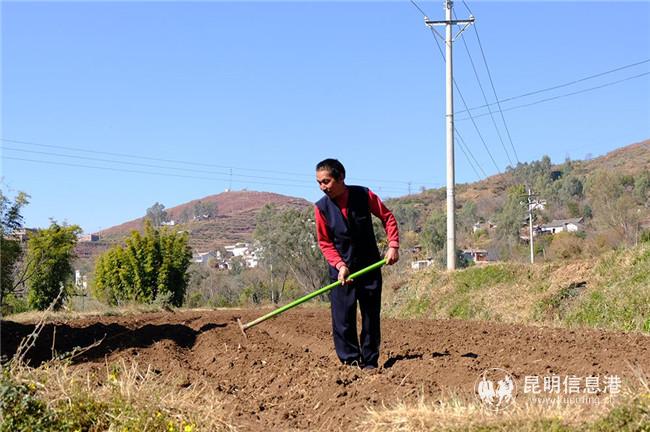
522, 188, 545, 264
425, 1, 474, 270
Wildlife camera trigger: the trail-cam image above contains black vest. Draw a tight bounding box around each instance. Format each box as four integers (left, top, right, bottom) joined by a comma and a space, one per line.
315, 186, 381, 279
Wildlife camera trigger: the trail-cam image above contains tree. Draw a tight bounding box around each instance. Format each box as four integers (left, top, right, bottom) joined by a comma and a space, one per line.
493, 184, 527, 259
253, 205, 327, 297
0, 190, 29, 311
587, 171, 641, 245
93, 220, 192, 306
145, 202, 169, 227
193, 200, 218, 220
391, 203, 421, 232
496, 185, 526, 241
421, 211, 446, 257
25, 222, 81, 310
634, 173, 650, 207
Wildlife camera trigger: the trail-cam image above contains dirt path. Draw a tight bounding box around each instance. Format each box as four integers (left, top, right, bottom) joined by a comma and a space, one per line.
2, 308, 649, 430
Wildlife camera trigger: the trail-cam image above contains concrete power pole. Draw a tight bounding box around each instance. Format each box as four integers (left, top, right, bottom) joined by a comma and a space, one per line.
425, 1, 474, 270
522, 188, 545, 264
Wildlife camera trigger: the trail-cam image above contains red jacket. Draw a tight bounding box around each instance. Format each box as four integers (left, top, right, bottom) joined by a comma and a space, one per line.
314, 187, 399, 269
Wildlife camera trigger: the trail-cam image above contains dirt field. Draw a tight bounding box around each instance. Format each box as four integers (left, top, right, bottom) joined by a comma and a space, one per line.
2, 308, 649, 431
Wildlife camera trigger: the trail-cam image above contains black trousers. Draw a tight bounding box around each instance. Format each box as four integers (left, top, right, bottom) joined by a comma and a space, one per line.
329, 271, 382, 367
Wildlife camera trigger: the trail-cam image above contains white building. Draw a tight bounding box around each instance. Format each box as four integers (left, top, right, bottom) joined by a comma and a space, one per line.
540, 217, 584, 234
224, 242, 260, 268
411, 259, 434, 270
192, 250, 220, 264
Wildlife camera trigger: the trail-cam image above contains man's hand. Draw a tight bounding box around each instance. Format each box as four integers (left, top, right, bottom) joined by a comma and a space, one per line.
385, 247, 399, 265
338, 265, 352, 285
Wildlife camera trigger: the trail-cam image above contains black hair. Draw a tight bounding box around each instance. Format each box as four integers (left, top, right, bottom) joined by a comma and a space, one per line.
316, 158, 346, 181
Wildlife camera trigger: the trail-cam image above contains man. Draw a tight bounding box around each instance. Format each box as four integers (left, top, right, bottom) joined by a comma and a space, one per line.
314, 158, 399, 369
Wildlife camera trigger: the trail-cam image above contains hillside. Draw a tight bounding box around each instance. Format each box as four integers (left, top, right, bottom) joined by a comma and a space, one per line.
383, 241, 650, 333
385, 138, 650, 255
94, 139, 648, 255
97, 191, 311, 251
389, 138, 649, 213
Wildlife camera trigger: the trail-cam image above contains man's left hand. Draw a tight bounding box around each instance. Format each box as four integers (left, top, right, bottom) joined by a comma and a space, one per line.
385, 247, 399, 265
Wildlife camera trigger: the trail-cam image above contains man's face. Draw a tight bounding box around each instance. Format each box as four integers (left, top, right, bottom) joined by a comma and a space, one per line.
316, 169, 346, 199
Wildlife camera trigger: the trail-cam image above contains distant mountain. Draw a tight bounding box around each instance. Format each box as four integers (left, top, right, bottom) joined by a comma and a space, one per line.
383, 138, 649, 250
95, 139, 649, 255
97, 191, 311, 252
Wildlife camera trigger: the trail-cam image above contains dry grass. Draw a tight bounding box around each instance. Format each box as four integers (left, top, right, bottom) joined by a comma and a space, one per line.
383, 244, 650, 333
6, 303, 169, 323
359, 370, 650, 432
6, 358, 235, 431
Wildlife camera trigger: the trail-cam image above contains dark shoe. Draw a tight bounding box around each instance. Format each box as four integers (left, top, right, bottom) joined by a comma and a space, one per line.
362, 364, 377, 370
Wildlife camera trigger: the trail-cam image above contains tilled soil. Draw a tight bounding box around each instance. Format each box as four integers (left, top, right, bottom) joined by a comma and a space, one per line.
2, 308, 649, 431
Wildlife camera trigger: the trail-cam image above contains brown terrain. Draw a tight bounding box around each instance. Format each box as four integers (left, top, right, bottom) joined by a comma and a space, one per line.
89, 139, 649, 254
2, 308, 649, 430
92, 190, 310, 252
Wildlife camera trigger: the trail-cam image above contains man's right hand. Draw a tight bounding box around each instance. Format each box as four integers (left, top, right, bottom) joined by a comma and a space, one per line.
338, 265, 351, 285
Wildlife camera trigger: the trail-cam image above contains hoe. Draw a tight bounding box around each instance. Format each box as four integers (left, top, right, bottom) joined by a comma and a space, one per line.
236, 259, 386, 338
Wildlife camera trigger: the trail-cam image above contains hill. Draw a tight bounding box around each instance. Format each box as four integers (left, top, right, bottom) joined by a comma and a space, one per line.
94, 139, 648, 256
384, 138, 650, 256
389, 138, 649, 213
97, 190, 311, 251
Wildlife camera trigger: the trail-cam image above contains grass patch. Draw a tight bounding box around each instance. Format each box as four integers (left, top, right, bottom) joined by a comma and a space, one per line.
385, 244, 649, 333
452, 264, 518, 293
566, 244, 650, 332
359, 386, 650, 432
1, 359, 230, 432
6, 303, 171, 323
533, 281, 587, 321
402, 296, 431, 318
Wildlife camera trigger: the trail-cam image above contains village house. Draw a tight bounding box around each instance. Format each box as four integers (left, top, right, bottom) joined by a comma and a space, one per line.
192, 250, 221, 265
79, 233, 100, 242
194, 242, 260, 269
461, 249, 489, 264
411, 259, 434, 270
540, 217, 584, 235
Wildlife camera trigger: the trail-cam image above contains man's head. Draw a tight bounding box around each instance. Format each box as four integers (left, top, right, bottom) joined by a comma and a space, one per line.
316, 158, 346, 199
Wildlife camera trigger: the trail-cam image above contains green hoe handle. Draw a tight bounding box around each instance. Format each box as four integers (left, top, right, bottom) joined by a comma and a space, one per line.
240, 259, 386, 331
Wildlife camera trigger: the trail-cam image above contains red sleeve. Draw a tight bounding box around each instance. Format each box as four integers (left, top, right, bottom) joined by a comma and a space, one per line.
367, 189, 400, 249
314, 205, 346, 269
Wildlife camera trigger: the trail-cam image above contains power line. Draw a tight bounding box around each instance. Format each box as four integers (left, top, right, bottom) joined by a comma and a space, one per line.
455, 57, 650, 114
456, 71, 650, 121
461, 0, 520, 164
455, 127, 487, 178
454, 8, 514, 166
2, 152, 419, 195
3, 156, 315, 189
410, 0, 428, 17
1, 138, 433, 189
2, 146, 304, 183
410, 0, 499, 176
429, 26, 502, 173
454, 130, 482, 180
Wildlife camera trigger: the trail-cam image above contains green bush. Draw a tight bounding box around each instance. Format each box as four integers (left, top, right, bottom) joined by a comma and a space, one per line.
0, 370, 192, 432
547, 232, 584, 260
0, 373, 60, 432
25, 222, 81, 310
93, 220, 192, 307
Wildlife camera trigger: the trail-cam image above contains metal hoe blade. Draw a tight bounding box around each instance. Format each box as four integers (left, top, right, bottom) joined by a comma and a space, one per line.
236, 318, 248, 339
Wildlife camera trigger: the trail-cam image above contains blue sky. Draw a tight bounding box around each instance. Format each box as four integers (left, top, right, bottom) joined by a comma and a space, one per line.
2, 0, 649, 234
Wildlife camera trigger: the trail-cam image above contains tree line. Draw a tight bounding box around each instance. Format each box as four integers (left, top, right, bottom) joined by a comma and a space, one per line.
2, 153, 648, 314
